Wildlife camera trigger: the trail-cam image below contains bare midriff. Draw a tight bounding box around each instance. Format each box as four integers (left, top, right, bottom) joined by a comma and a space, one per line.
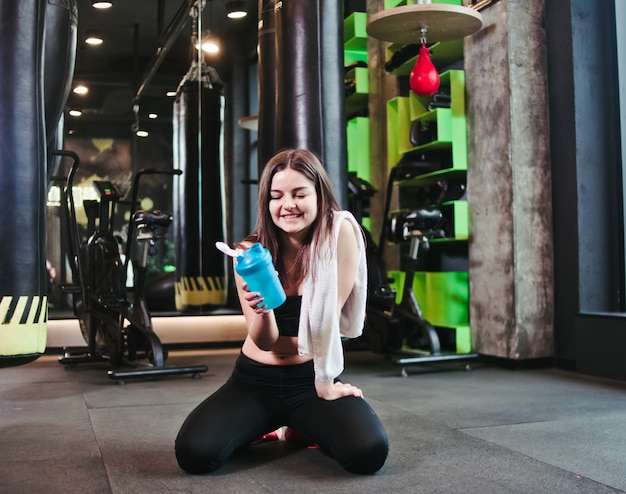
241, 335, 313, 366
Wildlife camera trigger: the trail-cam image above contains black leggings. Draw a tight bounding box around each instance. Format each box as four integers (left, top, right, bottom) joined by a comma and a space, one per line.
175, 352, 389, 475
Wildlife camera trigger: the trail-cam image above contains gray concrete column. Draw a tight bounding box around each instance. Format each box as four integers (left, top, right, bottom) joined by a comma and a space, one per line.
465, 0, 554, 360
366, 0, 399, 247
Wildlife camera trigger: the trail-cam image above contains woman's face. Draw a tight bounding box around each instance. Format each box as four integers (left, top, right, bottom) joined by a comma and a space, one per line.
268, 167, 318, 236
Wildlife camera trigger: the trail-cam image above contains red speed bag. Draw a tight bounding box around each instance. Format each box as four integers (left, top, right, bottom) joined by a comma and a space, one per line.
409, 44, 440, 97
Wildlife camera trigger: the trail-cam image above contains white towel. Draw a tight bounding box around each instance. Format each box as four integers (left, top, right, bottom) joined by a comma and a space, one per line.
297, 210, 367, 381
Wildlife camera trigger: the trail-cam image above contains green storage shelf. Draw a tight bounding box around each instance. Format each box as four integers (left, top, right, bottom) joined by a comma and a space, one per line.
409, 70, 464, 118
404, 325, 471, 355
398, 326, 471, 355
386, 95, 411, 166
345, 66, 369, 117
344, 12, 368, 53
347, 115, 372, 233
345, 12, 368, 65
387, 70, 467, 169
344, 12, 371, 232
388, 270, 469, 326
346, 116, 372, 233
347, 116, 371, 183
388, 270, 471, 354
442, 200, 468, 240
404, 107, 453, 153
381, 16, 471, 358
395, 168, 466, 187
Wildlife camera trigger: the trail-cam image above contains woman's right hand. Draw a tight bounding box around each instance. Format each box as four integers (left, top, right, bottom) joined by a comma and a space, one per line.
241, 283, 268, 314
315, 379, 363, 401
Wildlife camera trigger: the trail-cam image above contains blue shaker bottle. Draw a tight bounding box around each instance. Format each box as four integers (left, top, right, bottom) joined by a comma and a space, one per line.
235, 242, 286, 310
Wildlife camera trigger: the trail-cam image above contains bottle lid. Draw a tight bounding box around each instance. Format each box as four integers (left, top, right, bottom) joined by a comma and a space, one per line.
236, 242, 270, 276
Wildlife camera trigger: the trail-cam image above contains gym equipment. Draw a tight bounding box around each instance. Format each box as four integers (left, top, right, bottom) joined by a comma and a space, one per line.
257, 0, 278, 170
173, 68, 227, 311
354, 162, 477, 371
273, 0, 347, 207
54, 150, 208, 383
410, 41, 440, 97
44, 0, 77, 183
0, 0, 48, 368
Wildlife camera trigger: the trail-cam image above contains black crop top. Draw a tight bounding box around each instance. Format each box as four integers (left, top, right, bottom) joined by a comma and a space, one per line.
273, 295, 301, 337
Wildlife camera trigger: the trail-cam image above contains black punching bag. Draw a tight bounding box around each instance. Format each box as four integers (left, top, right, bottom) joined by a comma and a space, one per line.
44, 0, 78, 182
273, 0, 347, 207
173, 70, 227, 311
257, 0, 277, 174
0, 0, 48, 367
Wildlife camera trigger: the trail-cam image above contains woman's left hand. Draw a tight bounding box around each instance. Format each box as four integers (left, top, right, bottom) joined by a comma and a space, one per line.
315, 379, 363, 400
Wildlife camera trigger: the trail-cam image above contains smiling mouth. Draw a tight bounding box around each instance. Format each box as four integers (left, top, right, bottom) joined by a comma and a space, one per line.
282, 214, 301, 219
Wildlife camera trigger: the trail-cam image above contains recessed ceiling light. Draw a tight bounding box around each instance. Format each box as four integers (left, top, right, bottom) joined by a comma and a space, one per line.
201, 39, 220, 54
166, 91, 177, 97
136, 130, 149, 138
195, 31, 220, 55
226, 1, 247, 19
92, 1, 112, 9
68, 109, 82, 117
73, 85, 89, 95
85, 29, 104, 45
148, 113, 158, 119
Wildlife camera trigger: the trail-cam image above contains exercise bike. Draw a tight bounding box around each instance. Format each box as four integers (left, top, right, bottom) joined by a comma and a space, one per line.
352, 160, 478, 372
53, 150, 208, 383
384, 208, 477, 367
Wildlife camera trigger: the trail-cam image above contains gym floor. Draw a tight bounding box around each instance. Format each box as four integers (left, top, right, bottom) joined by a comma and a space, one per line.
2, 337, 626, 493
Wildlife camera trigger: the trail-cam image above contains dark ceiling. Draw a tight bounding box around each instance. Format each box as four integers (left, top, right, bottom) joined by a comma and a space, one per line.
67, 0, 259, 136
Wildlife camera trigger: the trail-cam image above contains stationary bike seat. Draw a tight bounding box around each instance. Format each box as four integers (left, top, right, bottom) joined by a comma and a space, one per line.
403, 208, 443, 221
387, 208, 444, 243
132, 210, 172, 228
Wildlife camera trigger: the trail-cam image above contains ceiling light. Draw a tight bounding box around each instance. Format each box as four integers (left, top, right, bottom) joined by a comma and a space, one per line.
68, 109, 82, 117
85, 29, 103, 45
73, 84, 89, 95
148, 113, 158, 119
201, 39, 220, 54
226, 1, 247, 19
195, 31, 220, 55
135, 130, 149, 138
166, 91, 177, 97
92, 1, 112, 8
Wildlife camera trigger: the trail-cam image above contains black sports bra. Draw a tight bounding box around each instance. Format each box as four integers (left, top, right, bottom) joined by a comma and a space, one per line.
274, 295, 301, 337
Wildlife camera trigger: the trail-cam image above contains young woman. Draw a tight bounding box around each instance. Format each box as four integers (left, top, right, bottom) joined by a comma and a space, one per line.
175, 148, 389, 475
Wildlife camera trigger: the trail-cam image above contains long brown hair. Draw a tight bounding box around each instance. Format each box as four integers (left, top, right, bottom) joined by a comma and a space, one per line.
242, 148, 340, 286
